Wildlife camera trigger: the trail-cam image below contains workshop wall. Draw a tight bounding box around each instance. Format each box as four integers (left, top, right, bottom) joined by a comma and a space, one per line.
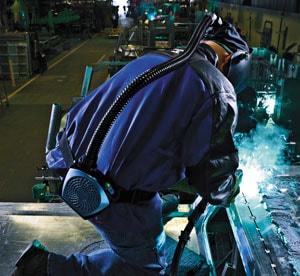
212, 3, 300, 57
217, 0, 299, 13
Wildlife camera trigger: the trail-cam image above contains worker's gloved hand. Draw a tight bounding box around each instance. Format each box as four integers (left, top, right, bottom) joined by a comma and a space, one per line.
186, 152, 242, 207
218, 169, 243, 208
206, 169, 242, 208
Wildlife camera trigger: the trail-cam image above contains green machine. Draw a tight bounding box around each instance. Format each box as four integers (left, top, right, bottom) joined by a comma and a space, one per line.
32, 166, 61, 203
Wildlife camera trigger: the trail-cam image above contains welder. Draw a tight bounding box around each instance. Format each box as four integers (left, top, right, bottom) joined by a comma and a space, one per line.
10, 15, 251, 276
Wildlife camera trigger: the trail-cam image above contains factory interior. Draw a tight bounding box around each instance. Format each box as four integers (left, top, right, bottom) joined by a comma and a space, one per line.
0, 0, 300, 275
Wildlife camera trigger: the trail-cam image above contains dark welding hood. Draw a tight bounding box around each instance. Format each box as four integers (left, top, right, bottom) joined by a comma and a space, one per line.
227, 48, 252, 93
203, 20, 252, 93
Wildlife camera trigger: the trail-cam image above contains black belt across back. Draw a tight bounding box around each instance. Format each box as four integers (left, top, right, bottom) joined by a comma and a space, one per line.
117, 189, 156, 203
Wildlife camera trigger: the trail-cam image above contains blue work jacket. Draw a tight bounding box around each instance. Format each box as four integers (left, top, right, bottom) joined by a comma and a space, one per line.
46, 51, 238, 202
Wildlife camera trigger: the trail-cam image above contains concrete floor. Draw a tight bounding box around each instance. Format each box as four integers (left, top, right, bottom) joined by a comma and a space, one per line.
0, 33, 116, 202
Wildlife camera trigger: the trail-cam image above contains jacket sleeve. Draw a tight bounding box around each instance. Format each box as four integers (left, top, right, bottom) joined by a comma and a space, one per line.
185, 64, 240, 206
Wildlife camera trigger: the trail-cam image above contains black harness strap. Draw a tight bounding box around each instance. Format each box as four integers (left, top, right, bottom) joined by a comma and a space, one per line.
117, 190, 156, 203
59, 131, 75, 168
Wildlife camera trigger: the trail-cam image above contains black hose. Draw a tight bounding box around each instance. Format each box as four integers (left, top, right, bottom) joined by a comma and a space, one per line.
170, 199, 207, 276
80, 13, 217, 169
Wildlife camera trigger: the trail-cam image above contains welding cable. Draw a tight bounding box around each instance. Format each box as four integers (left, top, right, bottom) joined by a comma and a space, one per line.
79, 13, 218, 170
170, 198, 208, 276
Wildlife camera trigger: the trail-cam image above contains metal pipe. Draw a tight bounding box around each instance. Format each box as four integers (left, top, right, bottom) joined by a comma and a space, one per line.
46, 103, 62, 153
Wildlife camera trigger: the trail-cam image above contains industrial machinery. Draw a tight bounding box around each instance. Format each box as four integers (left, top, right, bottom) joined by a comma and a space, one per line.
32, 166, 61, 203
33, 9, 81, 35
245, 47, 300, 161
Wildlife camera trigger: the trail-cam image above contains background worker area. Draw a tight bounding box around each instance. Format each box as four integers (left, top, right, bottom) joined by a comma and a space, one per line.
10, 15, 251, 276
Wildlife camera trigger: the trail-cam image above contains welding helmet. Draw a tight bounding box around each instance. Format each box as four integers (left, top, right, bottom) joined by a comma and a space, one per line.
203, 19, 252, 93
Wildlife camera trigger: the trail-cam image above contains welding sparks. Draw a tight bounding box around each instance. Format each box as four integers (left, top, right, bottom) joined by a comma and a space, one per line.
234, 97, 300, 274
235, 123, 290, 198
238, 165, 261, 197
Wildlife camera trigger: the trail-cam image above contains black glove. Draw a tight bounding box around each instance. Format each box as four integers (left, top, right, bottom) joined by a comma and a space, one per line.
186, 152, 241, 207
218, 169, 243, 207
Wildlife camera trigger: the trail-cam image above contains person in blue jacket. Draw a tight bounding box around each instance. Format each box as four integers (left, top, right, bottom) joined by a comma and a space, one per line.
10, 17, 251, 276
